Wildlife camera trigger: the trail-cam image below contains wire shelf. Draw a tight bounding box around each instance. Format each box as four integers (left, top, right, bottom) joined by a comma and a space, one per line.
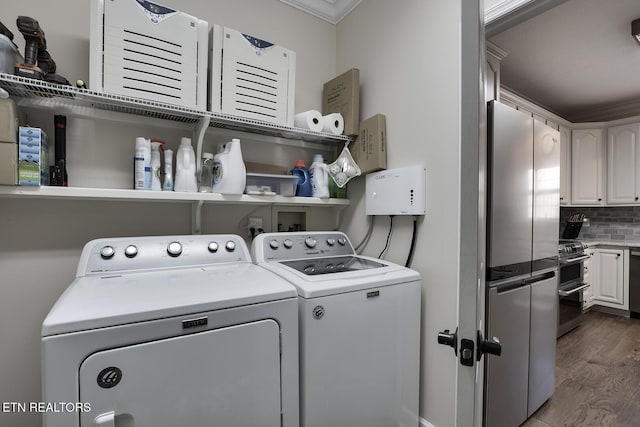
0, 73, 352, 144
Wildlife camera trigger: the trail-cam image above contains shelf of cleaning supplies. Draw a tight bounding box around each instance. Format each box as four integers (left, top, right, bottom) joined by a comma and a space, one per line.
0, 73, 353, 145
0, 186, 350, 207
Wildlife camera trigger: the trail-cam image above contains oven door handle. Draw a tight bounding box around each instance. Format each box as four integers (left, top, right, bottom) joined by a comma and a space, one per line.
558, 283, 590, 297
559, 255, 590, 265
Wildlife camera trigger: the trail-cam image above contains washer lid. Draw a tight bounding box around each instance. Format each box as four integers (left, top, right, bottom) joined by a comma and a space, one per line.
42, 263, 296, 336
257, 255, 421, 299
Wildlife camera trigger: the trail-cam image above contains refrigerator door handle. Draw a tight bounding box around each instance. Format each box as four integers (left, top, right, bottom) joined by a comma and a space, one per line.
496, 280, 528, 294
525, 270, 556, 285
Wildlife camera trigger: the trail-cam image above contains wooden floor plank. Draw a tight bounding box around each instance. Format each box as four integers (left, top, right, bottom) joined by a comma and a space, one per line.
526, 311, 640, 427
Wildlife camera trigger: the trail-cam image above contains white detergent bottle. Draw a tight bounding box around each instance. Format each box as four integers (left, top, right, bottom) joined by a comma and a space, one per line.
150, 141, 162, 191
174, 137, 198, 192
212, 138, 246, 195
163, 149, 174, 191
309, 154, 330, 198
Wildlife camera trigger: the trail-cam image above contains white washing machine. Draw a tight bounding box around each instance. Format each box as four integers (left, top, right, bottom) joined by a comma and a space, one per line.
42, 234, 299, 427
251, 231, 421, 427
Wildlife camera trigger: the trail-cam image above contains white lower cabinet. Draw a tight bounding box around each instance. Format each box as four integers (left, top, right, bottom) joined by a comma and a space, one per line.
592, 248, 629, 310
583, 249, 596, 309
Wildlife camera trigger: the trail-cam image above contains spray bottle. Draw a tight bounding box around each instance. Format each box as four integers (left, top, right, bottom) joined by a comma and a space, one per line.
150, 141, 163, 191
163, 149, 174, 191
134, 137, 151, 190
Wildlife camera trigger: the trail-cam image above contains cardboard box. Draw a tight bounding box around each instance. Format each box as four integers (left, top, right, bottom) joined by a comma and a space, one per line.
322, 68, 360, 136
0, 98, 19, 143
353, 114, 387, 174
0, 142, 17, 185
18, 127, 49, 186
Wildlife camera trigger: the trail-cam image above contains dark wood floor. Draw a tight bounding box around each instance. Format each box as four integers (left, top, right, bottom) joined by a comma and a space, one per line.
523, 310, 640, 427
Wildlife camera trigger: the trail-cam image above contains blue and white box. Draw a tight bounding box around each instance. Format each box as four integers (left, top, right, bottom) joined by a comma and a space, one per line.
18, 127, 49, 186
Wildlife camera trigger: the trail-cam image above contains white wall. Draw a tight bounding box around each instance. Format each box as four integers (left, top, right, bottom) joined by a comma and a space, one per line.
336, 1, 461, 426
0, 1, 337, 426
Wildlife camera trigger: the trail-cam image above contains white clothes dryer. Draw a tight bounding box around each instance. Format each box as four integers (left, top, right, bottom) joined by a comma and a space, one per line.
42, 234, 299, 427
251, 231, 421, 427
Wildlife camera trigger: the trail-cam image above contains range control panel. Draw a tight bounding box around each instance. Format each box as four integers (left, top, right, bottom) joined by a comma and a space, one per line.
255, 232, 355, 262
78, 235, 249, 275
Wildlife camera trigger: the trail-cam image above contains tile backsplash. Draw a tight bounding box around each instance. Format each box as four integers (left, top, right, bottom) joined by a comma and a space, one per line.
561, 207, 640, 241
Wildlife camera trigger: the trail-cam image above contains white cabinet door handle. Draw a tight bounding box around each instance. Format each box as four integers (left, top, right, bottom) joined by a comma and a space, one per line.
94, 411, 115, 427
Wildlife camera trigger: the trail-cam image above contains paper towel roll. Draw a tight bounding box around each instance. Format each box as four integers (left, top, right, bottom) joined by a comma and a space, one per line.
321, 113, 345, 135
294, 110, 323, 132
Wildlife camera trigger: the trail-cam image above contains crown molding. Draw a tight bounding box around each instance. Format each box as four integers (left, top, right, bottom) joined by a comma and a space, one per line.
486, 41, 509, 61
279, 0, 362, 24
485, 0, 569, 37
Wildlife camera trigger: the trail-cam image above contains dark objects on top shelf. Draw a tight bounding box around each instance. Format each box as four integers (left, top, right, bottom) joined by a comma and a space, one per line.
14, 16, 69, 85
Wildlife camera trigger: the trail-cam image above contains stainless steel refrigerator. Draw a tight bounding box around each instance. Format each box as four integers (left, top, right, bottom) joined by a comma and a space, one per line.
484, 101, 560, 427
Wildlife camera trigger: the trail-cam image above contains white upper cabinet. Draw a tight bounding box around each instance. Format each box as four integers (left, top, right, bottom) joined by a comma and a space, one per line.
607, 123, 640, 204
571, 129, 605, 205
559, 126, 571, 205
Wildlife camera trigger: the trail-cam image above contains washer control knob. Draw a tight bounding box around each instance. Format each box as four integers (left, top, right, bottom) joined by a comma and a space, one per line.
305, 237, 317, 248
337, 237, 347, 246
283, 239, 294, 249
208, 242, 219, 253
326, 238, 336, 246
326, 264, 335, 271
100, 246, 115, 260
225, 240, 236, 252
167, 242, 183, 257
269, 240, 280, 249
304, 265, 315, 274
124, 245, 138, 258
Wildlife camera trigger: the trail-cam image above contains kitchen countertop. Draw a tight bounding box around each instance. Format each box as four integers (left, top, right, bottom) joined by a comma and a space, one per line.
581, 239, 640, 248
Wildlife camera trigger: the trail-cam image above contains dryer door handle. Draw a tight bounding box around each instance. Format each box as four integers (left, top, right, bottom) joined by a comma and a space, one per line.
94, 411, 115, 427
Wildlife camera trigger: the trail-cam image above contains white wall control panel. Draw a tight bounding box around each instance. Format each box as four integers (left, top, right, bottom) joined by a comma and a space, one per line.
365, 166, 426, 215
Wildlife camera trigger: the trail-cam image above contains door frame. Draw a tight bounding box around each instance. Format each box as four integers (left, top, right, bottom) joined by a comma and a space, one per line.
457, 0, 486, 425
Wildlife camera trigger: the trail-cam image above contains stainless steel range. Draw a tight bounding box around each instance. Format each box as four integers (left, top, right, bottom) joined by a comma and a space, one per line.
557, 240, 590, 337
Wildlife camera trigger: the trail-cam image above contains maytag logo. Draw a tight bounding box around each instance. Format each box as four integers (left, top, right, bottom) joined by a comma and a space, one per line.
182, 317, 208, 329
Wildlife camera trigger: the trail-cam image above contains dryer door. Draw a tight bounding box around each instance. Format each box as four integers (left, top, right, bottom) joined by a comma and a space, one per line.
79, 320, 281, 427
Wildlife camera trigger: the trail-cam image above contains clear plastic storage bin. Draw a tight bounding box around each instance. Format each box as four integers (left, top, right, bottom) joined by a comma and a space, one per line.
245, 173, 299, 196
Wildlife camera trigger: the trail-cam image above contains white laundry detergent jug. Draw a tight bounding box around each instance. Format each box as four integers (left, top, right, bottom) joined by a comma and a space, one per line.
174, 137, 198, 192
212, 138, 246, 195
309, 154, 330, 198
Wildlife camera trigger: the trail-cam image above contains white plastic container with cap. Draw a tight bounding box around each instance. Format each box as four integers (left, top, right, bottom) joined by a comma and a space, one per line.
212, 138, 246, 195
309, 154, 330, 198
150, 141, 163, 191
174, 137, 198, 192
199, 152, 214, 192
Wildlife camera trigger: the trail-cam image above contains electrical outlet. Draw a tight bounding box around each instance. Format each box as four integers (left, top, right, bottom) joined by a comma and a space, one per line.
248, 217, 263, 233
